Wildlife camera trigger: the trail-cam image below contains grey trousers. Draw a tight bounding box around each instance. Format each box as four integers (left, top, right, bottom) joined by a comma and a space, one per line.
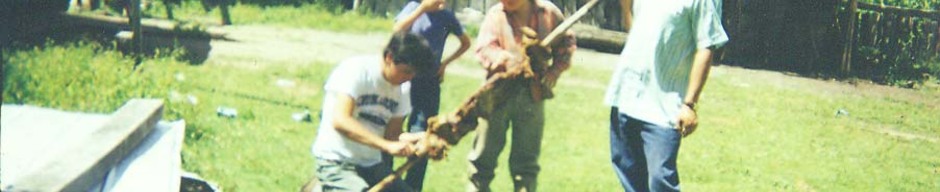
467, 88, 545, 192
315, 158, 413, 192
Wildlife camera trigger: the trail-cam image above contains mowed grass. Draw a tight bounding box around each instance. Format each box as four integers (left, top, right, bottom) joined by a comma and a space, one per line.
683, 69, 940, 191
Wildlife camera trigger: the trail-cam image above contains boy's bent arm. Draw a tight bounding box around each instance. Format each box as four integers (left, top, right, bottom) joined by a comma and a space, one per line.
384, 116, 406, 141
545, 7, 576, 81
392, 0, 443, 32
393, 8, 423, 32
440, 34, 472, 73
475, 11, 514, 72
332, 93, 412, 156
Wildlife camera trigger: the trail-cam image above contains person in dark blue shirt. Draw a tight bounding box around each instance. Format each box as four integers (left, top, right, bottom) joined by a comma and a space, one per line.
392, 0, 472, 191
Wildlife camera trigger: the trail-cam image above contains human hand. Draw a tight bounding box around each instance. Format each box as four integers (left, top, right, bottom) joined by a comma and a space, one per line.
419, 0, 446, 12
423, 134, 450, 160
541, 70, 560, 88
437, 64, 448, 83
488, 52, 516, 73
526, 45, 551, 62
398, 132, 426, 144
676, 104, 698, 137
383, 141, 416, 157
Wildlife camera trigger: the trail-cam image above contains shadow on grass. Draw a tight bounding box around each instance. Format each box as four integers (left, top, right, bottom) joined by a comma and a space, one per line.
4, 8, 214, 65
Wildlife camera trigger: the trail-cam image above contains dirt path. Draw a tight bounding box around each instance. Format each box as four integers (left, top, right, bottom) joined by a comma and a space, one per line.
206, 25, 390, 69
204, 25, 616, 82
204, 24, 938, 115
711, 66, 940, 110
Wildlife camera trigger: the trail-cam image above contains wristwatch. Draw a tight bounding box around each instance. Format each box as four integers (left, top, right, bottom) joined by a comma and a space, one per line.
683, 102, 696, 110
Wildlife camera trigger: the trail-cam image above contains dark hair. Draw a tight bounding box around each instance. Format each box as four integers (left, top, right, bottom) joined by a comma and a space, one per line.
384, 32, 434, 75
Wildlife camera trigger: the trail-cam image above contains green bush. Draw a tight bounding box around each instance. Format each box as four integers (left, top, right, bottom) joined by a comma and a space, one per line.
850, 0, 939, 85
861, 0, 939, 9
2, 40, 185, 114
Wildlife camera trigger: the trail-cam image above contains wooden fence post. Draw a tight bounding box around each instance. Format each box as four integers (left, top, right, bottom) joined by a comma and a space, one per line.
164, 1, 174, 20
220, 0, 232, 25
841, 0, 857, 76
935, 20, 940, 53
128, 0, 143, 64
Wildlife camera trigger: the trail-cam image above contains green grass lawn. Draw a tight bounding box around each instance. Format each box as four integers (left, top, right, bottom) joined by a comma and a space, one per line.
5, 39, 938, 191
6, 3, 940, 191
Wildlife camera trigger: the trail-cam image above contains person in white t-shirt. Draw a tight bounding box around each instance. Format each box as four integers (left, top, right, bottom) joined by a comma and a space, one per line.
606, 0, 728, 191
310, 32, 434, 192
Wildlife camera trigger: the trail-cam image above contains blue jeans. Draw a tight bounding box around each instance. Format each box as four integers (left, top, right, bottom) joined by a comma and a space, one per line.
609, 107, 681, 192
405, 76, 441, 191
315, 158, 412, 192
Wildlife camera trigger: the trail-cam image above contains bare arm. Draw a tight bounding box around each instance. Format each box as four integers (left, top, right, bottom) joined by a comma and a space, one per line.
393, 7, 424, 32
542, 7, 577, 88
550, 6, 576, 73
684, 48, 713, 105
677, 48, 715, 137
439, 34, 472, 77
384, 116, 405, 141
332, 93, 414, 156
620, 0, 633, 32
387, 116, 425, 144
476, 8, 518, 73
392, 0, 444, 32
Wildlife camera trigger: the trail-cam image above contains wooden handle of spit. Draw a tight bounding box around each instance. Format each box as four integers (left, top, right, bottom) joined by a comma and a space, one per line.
366, 155, 422, 192
367, 133, 434, 192
540, 0, 600, 47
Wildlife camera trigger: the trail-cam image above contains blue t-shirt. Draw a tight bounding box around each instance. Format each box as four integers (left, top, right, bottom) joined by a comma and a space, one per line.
395, 1, 465, 76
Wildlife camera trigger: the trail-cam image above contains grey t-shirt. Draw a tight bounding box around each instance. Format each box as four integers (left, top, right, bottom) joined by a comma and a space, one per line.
312, 55, 412, 166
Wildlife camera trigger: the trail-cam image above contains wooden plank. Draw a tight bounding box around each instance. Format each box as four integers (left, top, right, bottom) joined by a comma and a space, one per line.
571, 24, 626, 53
1, 106, 111, 189
11, 99, 164, 191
